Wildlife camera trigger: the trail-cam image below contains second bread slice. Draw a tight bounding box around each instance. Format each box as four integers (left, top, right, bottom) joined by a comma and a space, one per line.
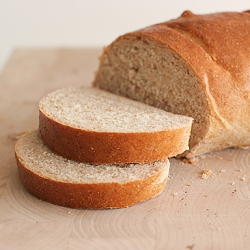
15, 131, 169, 209
39, 87, 192, 164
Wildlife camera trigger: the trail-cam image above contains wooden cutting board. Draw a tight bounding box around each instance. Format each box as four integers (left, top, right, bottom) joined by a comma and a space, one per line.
1, 48, 250, 250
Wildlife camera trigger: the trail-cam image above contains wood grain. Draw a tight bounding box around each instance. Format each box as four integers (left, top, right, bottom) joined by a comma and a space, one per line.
1, 48, 250, 249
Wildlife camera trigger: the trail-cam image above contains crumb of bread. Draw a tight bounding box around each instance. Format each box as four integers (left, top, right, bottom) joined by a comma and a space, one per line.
240, 174, 246, 181
201, 169, 213, 179
183, 157, 197, 165
186, 244, 195, 249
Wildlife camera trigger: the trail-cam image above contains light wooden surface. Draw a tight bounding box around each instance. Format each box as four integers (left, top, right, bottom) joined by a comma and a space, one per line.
1, 48, 250, 250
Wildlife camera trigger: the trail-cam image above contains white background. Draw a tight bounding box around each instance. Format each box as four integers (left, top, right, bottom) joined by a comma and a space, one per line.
0, 0, 249, 74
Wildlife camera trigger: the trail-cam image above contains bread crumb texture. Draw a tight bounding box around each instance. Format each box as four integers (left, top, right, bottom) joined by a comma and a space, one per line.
39, 87, 192, 132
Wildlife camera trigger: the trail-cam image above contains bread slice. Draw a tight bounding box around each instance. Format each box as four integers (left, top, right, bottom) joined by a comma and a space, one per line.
15, 131, 169, 209
93, 10, 250, 158
39, 86, 192, 164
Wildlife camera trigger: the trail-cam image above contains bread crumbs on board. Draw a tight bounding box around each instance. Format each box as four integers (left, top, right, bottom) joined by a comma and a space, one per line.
240, 174, 246, 181
201, 169, 213, 179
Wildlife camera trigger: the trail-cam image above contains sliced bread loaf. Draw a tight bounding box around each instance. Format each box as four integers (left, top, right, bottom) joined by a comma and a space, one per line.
15, 131, 169, 209
93, 10, 250, 158
39, 86, 192, 164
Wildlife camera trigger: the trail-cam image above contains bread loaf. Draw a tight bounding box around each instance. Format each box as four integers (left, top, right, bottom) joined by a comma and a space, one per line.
93, 10, 250, 158
39, 86, 192, 163
15, 131, 169, 209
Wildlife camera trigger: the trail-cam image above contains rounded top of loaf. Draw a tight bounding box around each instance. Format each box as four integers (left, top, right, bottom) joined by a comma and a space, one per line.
39, 87, 192, 133
167, 10, 250, 82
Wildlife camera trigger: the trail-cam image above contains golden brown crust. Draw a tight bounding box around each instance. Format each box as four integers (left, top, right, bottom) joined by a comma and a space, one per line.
39, 110, 191, 164
166, 11, 250, 126
130, 12, 250, 125
149, 11, 250, 156
15, 153, 168, 209
95, 10, 250, 157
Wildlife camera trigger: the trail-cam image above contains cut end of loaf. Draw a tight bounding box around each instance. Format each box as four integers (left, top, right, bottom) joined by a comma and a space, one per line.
93, 33, 210, 156
15, 131, 170, 209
